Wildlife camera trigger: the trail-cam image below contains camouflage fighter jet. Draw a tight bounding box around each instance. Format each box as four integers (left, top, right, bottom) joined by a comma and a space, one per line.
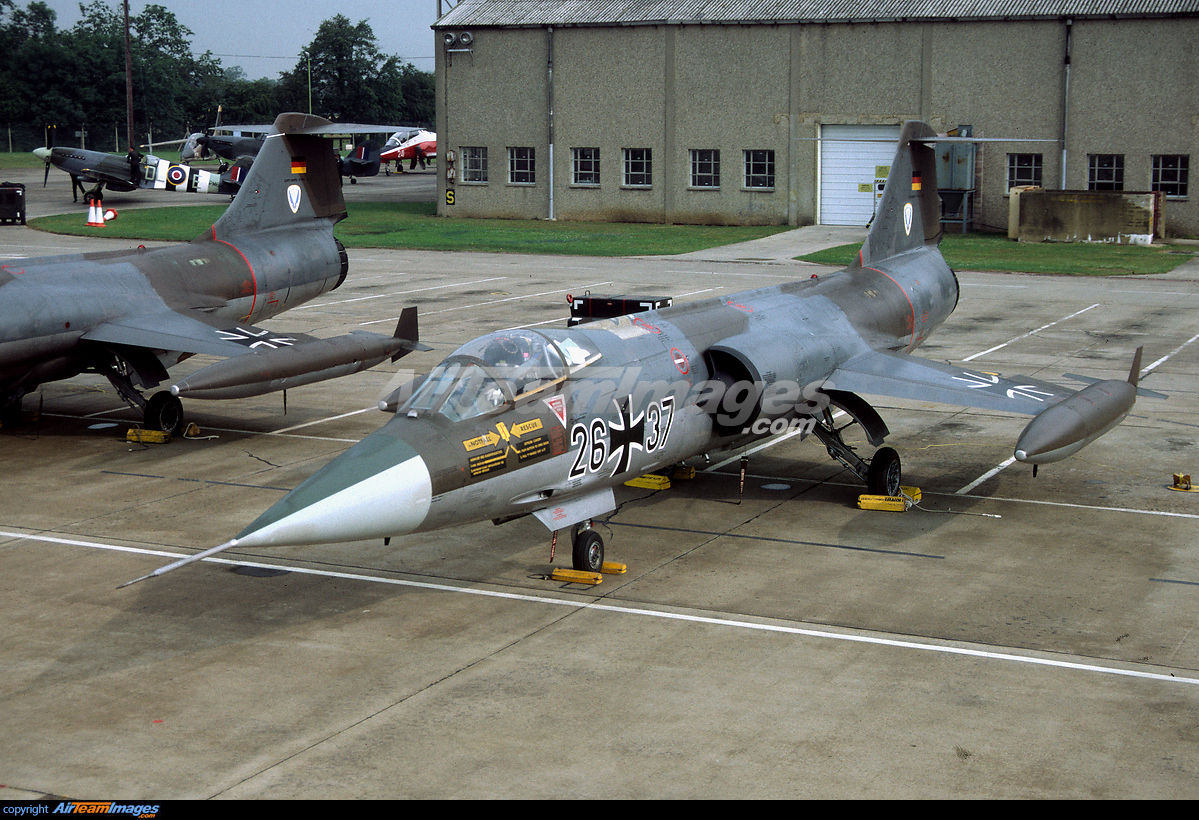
125, 121, 1148, 586
3, 112, 425, 436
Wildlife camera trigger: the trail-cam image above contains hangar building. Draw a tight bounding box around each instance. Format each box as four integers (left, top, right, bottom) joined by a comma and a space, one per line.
431, 0, 1199, 236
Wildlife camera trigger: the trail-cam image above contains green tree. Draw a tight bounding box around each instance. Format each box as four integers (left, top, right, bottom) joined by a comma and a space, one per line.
3, 1, 93, 131
278, 14, 431, 124
396, 62, 434, 125
0, 2, 431, 151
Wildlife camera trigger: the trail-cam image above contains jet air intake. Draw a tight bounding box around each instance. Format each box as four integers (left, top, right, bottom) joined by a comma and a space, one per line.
702, 332, 834, 435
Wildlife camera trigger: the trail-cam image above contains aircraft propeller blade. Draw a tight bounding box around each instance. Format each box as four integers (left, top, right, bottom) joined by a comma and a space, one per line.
42, 124, 54, 187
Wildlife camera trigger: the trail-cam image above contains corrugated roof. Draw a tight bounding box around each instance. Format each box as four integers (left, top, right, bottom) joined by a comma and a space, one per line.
435, 0, 1199, 28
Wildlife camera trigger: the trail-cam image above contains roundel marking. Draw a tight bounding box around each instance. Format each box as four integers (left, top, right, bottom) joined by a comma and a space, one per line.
167, 165, 188, 186
671, 347, 689, 375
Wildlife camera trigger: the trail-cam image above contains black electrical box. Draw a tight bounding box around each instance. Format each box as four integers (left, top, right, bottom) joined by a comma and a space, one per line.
567, 293, 673, 327
0, 182, 25, 225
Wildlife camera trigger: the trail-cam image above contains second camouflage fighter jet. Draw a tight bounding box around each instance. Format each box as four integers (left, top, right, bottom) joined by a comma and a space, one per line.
3, 112, 424, 435
126, 121, 1148, 586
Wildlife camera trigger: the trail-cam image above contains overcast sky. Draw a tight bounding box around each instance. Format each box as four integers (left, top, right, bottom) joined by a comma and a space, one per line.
35, 0, 443, 79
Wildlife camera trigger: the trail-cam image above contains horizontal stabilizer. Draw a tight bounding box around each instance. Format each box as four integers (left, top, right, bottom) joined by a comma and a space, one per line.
220, 120, 402, 136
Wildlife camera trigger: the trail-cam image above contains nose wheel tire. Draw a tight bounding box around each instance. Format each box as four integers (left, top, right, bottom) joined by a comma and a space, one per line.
867, 446, 902, 496
572, 529, 605, 573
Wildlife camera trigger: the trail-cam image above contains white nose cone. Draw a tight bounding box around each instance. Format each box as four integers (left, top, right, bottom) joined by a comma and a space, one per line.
235, 454, 432, 548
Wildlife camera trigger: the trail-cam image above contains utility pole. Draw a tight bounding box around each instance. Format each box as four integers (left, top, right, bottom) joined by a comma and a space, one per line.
123, 0, 134, 152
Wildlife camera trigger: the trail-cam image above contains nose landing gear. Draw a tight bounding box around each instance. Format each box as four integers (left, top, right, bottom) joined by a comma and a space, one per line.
571, 521, 604, 573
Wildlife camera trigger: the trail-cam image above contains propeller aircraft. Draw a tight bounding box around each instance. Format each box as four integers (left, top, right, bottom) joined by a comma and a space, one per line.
32, 143, 237, 202
123, 121, 1149, 587
4, 112, 426, 436
35, 117, 386, 202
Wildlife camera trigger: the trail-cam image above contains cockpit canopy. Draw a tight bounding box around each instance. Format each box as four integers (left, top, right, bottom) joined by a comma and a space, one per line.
401, 330, 595, 422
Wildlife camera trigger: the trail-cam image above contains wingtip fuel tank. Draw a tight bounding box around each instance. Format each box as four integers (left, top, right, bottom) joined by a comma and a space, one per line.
1014, 348, 1142, 465
169, 310, 427, 401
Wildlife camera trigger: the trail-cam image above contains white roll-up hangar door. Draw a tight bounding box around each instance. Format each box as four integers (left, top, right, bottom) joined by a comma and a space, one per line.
818, 124, 902, 226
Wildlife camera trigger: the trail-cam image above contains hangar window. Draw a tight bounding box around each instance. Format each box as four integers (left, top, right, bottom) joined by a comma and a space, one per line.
462, 146, 487, 183
1152, 155, 1188, 198
690, 150, 720, 188
572, 148, 600, 186
623, 148, 652, 188
1007, 154, 1042, 190
1088, 154, 1124, 191
508, 147, 536, 184
744, 150, 775, 190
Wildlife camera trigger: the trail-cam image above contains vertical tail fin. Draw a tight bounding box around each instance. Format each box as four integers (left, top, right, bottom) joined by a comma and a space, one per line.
853, 121, 942, 268
208, 113, 347, 240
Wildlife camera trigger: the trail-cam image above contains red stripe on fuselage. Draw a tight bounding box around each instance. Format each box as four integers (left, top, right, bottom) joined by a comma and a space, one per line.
865, 266, 917, 352
212, 237, 258, 321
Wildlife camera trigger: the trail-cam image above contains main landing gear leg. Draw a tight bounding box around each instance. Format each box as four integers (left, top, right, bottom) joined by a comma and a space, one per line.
810, 408, 903, 497
571, 520, 604, 573
100, 357, 185, 437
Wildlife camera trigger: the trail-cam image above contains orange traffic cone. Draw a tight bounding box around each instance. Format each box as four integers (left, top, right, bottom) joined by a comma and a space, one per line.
86, 197, 104, 227
103, 207, 118, 222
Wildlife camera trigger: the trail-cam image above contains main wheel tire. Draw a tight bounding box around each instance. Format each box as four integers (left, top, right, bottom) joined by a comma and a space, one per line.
867, 446, 902, 496
145, 391, 185, 437
572, 529, 604, 573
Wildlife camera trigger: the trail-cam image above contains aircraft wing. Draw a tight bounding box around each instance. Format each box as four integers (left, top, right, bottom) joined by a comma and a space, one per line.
75, 166, 137, 188
219, 123, 401, 136
82, 307, 425, 400
82, 310, 308, 358
210, 124, 273, 134
827, 350, 1072, 416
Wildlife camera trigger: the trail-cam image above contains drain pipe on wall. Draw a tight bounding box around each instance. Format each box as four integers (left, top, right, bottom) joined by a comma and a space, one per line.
1060, 18, 1072, 189
547, 25, 556, 220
